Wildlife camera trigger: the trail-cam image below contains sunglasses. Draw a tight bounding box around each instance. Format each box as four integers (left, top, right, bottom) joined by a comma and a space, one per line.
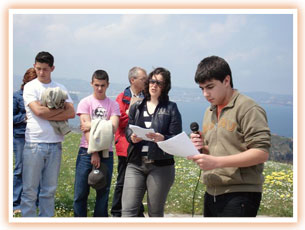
149, 79, 163, 87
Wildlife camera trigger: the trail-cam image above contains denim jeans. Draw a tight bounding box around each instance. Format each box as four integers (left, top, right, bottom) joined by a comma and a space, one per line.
20, 142, 62, 217
73, 148, 113, 217
111, 156, 144, 217
13, 136, 25, 210
204, 192, 262, 217
122, 162, 175, 217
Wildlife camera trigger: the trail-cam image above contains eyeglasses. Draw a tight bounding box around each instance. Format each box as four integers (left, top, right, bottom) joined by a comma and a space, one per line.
149, 79, 163, 87
136, 77, 147, 82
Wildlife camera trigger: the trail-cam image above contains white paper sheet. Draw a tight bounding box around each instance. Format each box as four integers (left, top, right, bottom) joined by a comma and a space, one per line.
129, 125, 155, 141
157, 131, 200, 158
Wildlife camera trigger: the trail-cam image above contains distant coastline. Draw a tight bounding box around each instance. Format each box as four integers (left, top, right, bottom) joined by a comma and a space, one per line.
13, 76, 294, 138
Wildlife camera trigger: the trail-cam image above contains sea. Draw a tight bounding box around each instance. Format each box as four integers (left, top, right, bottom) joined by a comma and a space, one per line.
13, 75, 293, 138
69, 100, 293, 139
175, 101, 293, 138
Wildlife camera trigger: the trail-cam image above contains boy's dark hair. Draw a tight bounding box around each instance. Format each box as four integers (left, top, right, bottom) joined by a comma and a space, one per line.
92, 70, 109, 83
35, 51, 54, 67
195, 56, 233, 88
144, 67, 171, 103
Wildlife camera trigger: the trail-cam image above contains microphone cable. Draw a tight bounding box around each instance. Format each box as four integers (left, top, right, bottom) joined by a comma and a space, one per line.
191, 168, 202, 217
189, 123, 203, 217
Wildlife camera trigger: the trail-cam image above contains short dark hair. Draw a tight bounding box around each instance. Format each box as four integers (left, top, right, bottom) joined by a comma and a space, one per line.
195, 56, 233, 88
35, 51, 54, 67
91, 70, 109, 83
144, 67, 171, 102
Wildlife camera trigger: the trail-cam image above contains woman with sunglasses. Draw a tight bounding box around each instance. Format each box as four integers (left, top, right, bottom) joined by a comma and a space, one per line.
122, 67, 182, 217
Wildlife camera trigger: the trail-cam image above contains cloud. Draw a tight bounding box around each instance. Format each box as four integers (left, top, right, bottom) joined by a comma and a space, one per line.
13, 14, 38, 27
45, 24, 71, 40
11, 12, 293, 94
226, 47, 262, 62
172, 15, 248, 52
209, 15, 247, 35
72, 14, 169, 44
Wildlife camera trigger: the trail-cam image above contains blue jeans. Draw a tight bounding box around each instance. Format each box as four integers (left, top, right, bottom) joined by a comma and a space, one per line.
73, 148, 113, 217
20, 142, 62, 217
13, 136, 25, 210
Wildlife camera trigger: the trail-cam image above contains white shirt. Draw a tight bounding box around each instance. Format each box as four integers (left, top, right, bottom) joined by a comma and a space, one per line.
23, 78, 73, 143
130, 88, 141, 98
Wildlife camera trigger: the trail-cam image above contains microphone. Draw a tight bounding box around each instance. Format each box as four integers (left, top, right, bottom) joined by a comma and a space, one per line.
190, 122, 200, 134
190, 122, 202, 153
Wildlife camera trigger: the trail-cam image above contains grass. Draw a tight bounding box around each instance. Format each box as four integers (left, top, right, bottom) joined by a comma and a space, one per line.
166, 157, 294, 217
260, 161, 293, 217
15, 132, 294, 217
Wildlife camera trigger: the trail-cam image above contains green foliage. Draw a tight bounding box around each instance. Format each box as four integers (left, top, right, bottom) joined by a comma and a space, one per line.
166, 157, 293, 217
21, 132, 293, 217
54, 132, 80, 217
165, 157, 204, 215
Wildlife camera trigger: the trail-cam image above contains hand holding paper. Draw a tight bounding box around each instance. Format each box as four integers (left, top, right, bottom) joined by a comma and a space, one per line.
157, 132, 200, 158
129, 125, 156, 142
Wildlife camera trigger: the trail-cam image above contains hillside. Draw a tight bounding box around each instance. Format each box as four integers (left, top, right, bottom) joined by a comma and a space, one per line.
270, 135, 293, 164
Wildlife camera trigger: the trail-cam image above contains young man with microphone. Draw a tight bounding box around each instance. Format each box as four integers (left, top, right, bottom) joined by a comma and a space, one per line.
188, 56, 271, 217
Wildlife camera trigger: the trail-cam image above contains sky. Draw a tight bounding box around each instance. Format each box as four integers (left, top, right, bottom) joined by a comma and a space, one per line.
12, 10, 294, 95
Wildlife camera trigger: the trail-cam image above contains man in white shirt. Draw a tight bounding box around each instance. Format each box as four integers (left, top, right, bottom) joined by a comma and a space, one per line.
21, 51, 75, 217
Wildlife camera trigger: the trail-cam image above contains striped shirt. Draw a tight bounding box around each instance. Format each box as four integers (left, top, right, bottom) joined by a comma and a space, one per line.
139, 103, 154, 156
